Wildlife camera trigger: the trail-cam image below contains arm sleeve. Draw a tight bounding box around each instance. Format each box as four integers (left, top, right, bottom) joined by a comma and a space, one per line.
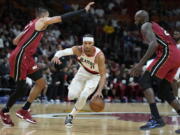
61, 9, 86, 22
54, 48, 74, 58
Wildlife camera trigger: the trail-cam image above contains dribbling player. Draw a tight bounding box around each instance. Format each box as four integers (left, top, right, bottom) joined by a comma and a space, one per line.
0, 2, 94, 126
52, 34, 106, 128
130, 10, 180, 131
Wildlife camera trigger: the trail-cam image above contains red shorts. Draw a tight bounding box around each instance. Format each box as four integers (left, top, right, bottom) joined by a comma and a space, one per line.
147, 55, 180, 82
9, 53, 39, 81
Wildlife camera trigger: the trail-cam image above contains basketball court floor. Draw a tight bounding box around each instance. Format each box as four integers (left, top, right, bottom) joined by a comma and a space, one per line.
0, 103, 179, 135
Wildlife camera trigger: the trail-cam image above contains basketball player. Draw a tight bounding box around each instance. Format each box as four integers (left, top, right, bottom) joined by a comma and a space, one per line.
51, 34, 106, 128
0, 2, 95, 126
130, 10, 180, 130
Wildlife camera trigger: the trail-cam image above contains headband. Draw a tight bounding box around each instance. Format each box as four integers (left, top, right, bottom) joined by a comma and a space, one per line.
83, 37, 94, 42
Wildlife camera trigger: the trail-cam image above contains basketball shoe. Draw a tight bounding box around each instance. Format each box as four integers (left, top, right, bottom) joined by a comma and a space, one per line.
140, 117, 165, 130
65, 114, 73, 128
0, 110, 14, 126
175, 129, 180, 134
16, 109, 36, 124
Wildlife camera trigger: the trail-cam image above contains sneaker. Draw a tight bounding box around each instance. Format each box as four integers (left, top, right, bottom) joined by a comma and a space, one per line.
65, 114, 73, 128
16, 109, 36, 124
0, 110, 14, 126
175, 129, 180, 134
140, 118, 165, 130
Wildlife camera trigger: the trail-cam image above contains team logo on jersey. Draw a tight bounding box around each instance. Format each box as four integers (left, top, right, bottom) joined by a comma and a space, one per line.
79, 57, 95, 69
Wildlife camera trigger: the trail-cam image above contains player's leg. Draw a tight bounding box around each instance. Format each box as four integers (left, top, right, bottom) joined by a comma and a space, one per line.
0, 80, 27, 126
0, 56, 27, 126
162, 68, 180, 112
74, 75, 100, 111
65, 72, 86, 127
65, 74, 100, 127
16, 69, 46, 124
138, 71, 165, 130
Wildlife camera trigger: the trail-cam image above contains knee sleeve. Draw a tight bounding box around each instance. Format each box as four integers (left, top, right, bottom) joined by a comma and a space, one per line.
158, 79, 175, 103
139, 71, 153, 90
6, 80, 27, 108
14, 80, 27, 97
139, 71, 161, 91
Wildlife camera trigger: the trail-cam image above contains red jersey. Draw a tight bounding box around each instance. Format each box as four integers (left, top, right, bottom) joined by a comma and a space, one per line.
12, 19, 44, 56
151, 22, 177, 58
145, 22, 180, 82
9, 19, 44, 81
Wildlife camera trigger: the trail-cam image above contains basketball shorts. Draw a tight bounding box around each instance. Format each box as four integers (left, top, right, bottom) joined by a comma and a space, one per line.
147, 57, 180, 83
68, 67, 100, 99
9, 54, 42, 81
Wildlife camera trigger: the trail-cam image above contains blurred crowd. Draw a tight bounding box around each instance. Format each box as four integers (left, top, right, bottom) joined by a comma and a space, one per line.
0, 0, 179, 103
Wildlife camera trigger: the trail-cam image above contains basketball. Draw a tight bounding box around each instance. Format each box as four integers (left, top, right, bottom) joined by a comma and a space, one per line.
89, 97, 105, 112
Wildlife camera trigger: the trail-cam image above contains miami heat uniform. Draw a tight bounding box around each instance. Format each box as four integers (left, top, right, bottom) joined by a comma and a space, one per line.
9, 19, 44, 81
68, 46, 102, 99
146, 22, 180, 82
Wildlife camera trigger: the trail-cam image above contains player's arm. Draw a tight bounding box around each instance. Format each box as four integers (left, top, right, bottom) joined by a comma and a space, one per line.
138, 22, 158, 66
51, 46, 82, 64
36, 2, 94, 31
13, 31, 25, 45
92, 53, 106, 100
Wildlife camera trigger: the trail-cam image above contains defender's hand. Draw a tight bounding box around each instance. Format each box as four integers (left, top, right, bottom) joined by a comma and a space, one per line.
130, 63, 143, 77
85, 2, 95, 12
51, 57, 62, 65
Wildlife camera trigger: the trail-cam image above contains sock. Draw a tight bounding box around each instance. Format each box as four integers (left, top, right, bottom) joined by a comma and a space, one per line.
2, 106, 9, 113
70, 107, 79, 116
149, 103, 161, 119
22, 101, 31, 110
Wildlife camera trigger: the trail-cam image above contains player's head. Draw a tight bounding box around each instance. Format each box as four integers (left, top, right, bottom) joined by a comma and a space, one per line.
36, 7, 49, 18
82, 34, 94, 52
135, 10, 149, 27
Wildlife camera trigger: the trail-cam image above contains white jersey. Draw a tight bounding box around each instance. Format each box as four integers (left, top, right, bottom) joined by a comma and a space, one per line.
77, 46, 102, 74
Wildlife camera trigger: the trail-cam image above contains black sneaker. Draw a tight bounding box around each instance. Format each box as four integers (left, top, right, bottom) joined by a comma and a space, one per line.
140, 118, 165, 130
175, 129, 180, 134
65, 114, 73, 128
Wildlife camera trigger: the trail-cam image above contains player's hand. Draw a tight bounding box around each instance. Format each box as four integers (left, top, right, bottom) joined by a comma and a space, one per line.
129, 63, 143, 77
91, 91, 103, 101
85, 2, 95, 12
51, 57, 62, 65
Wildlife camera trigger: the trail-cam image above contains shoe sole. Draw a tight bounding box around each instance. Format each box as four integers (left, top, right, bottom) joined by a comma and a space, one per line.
140, 124, 165, 130
16, 113, 37, 124
65, 123, 73, 128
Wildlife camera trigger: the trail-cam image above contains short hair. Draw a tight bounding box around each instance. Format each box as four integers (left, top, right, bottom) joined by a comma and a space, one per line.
35, 7, 48, 17
83, 34, 94, 38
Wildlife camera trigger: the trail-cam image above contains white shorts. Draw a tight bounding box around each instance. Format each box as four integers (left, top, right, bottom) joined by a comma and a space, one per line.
68, 67, 100, 99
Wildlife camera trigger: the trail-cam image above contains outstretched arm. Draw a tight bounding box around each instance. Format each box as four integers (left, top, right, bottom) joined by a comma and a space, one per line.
36, 2, 94, 31
130, 22, 158, 77
51, 46, 82, 64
